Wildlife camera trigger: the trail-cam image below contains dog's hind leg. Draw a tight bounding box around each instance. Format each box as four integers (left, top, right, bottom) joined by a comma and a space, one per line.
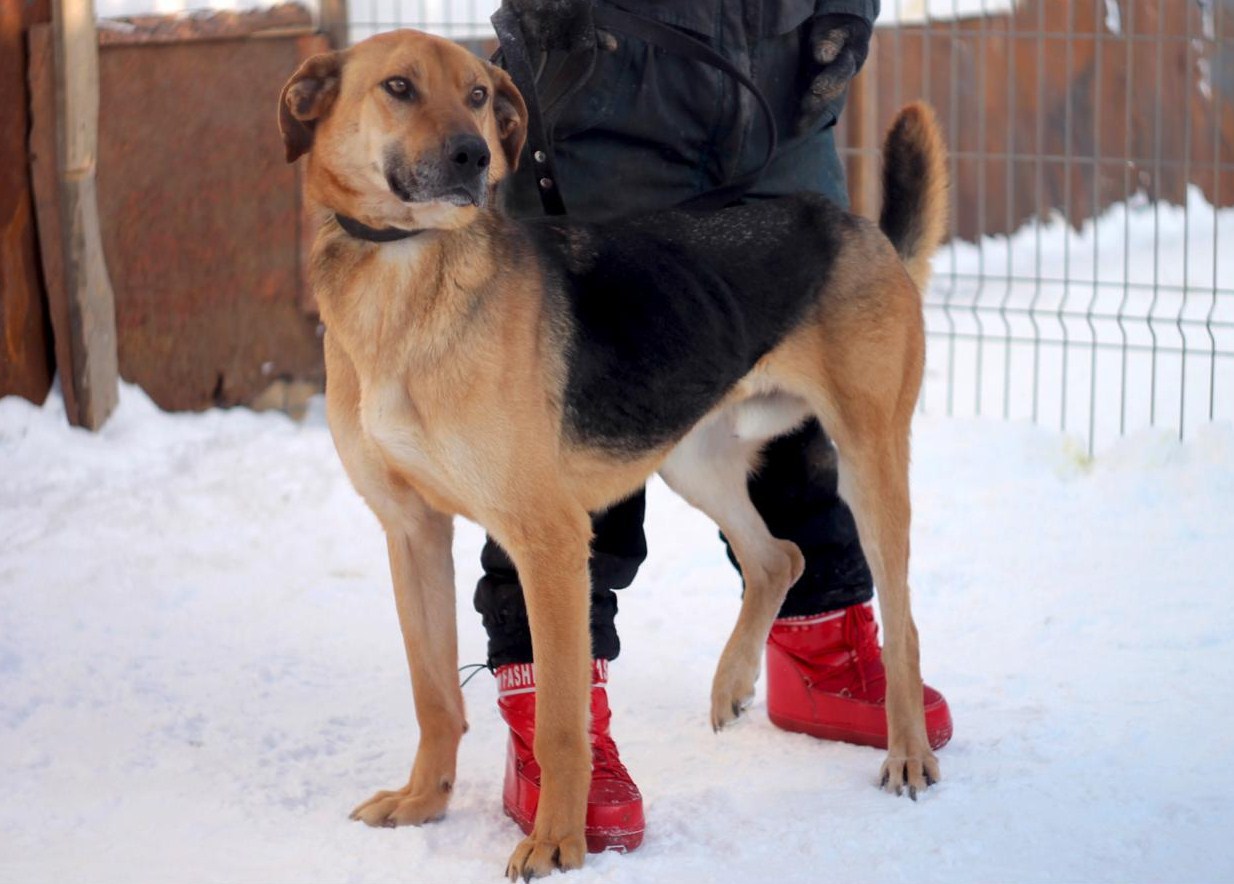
785, 280, 939, 797
828, 414, 938, 796
660, 399, 808, 731
350, 505, 467, 827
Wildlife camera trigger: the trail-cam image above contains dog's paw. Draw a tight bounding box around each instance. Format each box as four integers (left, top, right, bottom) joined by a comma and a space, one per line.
710, 659, 757, 732
878, 747, 941, 801
349, 782, 451, 827
505, 832, 586, 880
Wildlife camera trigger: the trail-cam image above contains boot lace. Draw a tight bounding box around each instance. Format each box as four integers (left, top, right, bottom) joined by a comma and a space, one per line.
842, 604, 884, 695
589, 707, 632, 782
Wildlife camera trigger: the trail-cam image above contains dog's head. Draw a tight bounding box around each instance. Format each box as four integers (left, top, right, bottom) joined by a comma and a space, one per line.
278, 30, 528, 231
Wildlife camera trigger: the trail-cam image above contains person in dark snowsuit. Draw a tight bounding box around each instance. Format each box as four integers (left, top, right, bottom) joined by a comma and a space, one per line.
475, 0, 952, 851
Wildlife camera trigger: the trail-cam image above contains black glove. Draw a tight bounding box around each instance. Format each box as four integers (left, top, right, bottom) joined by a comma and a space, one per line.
508, 0, 596, 53
796, 13, 872, 135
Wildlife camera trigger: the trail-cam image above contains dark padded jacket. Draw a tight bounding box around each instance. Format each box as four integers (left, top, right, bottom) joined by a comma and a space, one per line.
502, 0, 881, 221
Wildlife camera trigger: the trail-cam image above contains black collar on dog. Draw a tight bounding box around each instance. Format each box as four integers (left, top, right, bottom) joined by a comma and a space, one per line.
335, 213, 422, 243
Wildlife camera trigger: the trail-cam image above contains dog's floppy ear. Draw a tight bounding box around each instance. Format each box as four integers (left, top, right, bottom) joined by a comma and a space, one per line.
487, 64, 529, 172
278, 51, 345, 163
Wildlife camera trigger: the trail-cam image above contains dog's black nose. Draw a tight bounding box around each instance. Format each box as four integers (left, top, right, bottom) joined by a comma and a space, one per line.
444, 134, 491, 179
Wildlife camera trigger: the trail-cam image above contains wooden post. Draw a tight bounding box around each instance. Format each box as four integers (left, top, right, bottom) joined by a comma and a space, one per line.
40, 0, 118, 429
845, 40, 881, 220
318, 0, 348, 48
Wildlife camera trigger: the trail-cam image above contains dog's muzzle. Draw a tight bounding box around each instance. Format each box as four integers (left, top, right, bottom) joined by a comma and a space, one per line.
440, 134, 490, 206
385, 135, 490, 207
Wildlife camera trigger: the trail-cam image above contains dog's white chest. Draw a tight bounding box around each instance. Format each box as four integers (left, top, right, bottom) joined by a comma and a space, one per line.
360, 381, 435, 474
357, 379, 484, 515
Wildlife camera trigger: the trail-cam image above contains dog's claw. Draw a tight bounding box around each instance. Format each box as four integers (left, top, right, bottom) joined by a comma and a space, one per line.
909, 785, 918, 802
351, 783, 453, 828
880, 770, 890, 789
507, 833, 586, 880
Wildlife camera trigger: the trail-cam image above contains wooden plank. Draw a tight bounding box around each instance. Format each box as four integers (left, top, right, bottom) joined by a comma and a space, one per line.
28, 24, 76, 419
40, 0, 118, 429
0, 0, 54, 404
317, 0, 348, 48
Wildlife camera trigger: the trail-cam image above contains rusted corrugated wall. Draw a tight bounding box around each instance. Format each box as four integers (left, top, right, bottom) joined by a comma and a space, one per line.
0, 0, 54, 405
29, 5, 328, 413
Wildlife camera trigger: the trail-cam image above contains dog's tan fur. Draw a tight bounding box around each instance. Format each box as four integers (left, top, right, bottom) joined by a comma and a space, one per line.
279, 29, 946, 879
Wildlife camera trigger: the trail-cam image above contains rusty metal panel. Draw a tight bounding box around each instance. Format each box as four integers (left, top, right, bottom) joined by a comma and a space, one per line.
842, 0, 1234, 240
0, 0, 53, 404
89, 12, 328, 411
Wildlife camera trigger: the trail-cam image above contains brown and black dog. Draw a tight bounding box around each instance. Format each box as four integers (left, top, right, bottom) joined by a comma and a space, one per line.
278, 28, 947, 879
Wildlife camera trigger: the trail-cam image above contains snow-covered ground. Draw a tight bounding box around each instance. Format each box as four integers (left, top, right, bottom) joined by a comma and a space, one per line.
2, 375, 1233, 883
16, 3, 1225, 879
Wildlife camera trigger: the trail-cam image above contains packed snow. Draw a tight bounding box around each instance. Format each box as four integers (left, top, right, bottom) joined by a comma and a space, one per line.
2, 366, 1233, 883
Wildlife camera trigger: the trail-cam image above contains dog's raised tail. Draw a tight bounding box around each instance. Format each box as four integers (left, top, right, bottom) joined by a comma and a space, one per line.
879, 102, 948, 292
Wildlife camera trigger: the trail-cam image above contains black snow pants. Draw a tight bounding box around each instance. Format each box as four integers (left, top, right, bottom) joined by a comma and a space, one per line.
475, 0, 879, 667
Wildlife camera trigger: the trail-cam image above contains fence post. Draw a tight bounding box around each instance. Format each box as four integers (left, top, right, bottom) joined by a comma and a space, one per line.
318, 0, 348, 48
40, 0, 118, 429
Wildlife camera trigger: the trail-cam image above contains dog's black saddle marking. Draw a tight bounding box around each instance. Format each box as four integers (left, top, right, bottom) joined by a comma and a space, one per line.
525, 195, 851, 455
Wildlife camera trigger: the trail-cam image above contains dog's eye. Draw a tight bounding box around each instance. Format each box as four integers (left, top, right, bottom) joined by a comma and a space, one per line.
469, 86, 488, 108
383, 77, 414, 100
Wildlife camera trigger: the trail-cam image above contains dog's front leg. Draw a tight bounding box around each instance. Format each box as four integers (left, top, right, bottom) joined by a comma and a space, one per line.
351, 509, 467, 827
496, 507, 593, 880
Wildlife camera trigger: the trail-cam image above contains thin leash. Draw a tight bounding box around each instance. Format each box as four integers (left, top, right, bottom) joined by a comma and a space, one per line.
458, 661, 493, 689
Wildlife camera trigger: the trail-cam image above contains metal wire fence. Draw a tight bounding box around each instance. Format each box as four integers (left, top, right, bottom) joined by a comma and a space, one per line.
348, 0, 498, 41
850, 0, 1234, 455
343, 0, 1232, 454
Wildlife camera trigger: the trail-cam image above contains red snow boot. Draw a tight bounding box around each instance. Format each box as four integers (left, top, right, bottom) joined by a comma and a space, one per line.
766, 602, 953, 750
496, 659, 645, 853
